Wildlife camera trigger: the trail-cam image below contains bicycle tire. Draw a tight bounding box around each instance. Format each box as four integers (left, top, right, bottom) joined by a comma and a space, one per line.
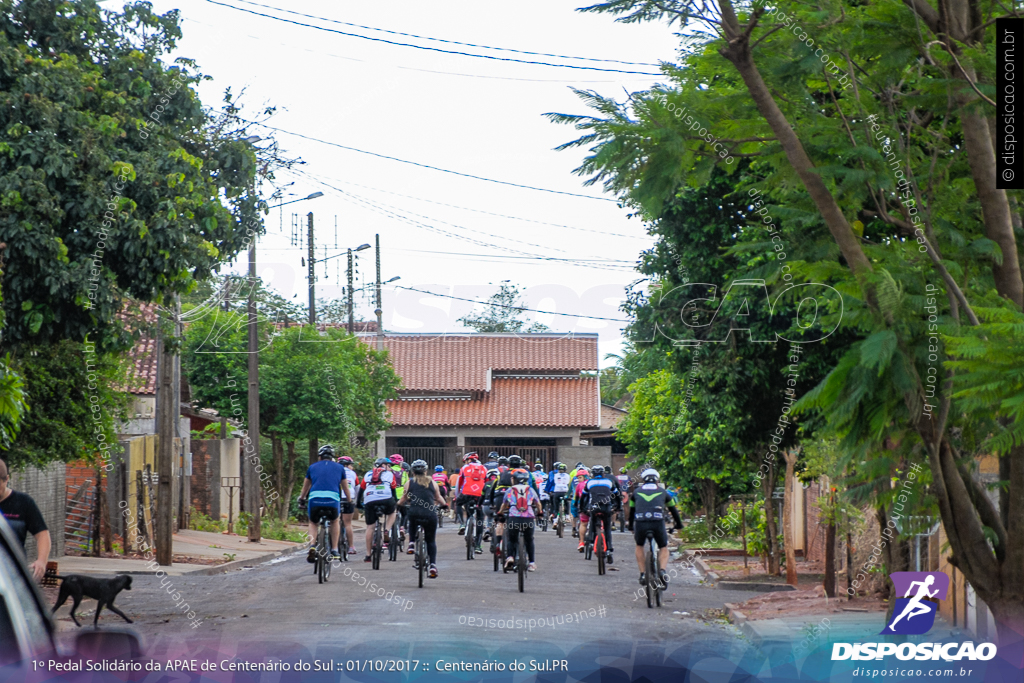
417, 532, 425, 588
389, 524, 399, 562
372, 523, 382, 570
491, 526, 500, 572
466, 517, 475, 561
517, 534, 526, 593
619, 511, 626, 533
645, 541, 656, 608
585, 528, 593, 561
556, 516, 563, 538
596, 522, 606, 576
323, 536, 332, 583
502, 532, 511, 574
317, 525, 327, 584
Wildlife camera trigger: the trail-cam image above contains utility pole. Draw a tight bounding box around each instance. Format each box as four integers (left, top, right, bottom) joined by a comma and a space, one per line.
307, 212, 316, 326
245, 243, 262, 542
155, 310, 176, 565
347, 247, 355, 335
375, 234, 383, 352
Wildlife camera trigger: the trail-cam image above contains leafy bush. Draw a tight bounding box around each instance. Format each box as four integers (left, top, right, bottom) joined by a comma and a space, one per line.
189, 508, 226, 533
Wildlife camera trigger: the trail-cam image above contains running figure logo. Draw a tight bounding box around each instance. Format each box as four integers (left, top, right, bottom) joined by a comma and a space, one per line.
881, 572, 949, 635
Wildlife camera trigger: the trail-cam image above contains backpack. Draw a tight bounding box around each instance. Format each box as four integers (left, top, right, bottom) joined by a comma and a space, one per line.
370, 466, 387, 484
510, 485, 529, 512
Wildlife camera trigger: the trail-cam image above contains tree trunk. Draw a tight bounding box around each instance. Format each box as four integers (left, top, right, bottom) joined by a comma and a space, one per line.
282, 440, 298, 522
93, 467, 104, 557
824, 517, 836, 598
783, 449, 799, 586
699, 478, 719, 534
272, 436, 284, 519
762, 460, 780, 575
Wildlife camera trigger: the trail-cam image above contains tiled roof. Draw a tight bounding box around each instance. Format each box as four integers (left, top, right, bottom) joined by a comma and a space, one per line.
386, 377, 598, 427
121, 302, 159, 395
373, 334, 598, 392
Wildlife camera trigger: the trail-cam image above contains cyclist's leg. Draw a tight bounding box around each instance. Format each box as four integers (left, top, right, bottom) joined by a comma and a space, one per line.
506, 522, 520, 564
654, 523, 670, 572
423, 514, 439, 564
524, 519, 536, 563
342, 505, 355, 549
306, 500, 319, 546
602, 511, 614, 552
474, 499, 485, 547
633, 527, 646, 573
330, 515, 342, 551
364, 503, 379, 555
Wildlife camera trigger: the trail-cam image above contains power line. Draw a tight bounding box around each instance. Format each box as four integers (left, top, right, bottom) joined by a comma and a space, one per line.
204, 0, 663, 76
225, 0, 661, 67
395, 285, 631, 323
391, 248, 635, 265
241, 117, 617, 202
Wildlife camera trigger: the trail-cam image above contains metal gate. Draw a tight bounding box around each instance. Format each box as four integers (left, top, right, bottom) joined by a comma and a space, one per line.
65, 484, 96, 555
470, 446, 551, 470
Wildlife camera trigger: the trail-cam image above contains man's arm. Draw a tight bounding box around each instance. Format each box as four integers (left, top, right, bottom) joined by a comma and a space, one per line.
340, 476, 351, 500
29, 530, 50, 580
298, 477, 312, 500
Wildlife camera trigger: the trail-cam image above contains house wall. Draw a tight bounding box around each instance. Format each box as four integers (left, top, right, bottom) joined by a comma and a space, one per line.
556, 446, 611, 470
189, 438, 240, 521
8, 462, 65, 559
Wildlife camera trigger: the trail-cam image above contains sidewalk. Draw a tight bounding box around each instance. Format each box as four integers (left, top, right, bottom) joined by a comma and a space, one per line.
54, 528, 308, 577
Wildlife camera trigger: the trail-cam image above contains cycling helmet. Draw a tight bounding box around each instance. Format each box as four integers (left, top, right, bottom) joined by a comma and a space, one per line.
401, 461, 411, 471
591, 465, 605, 477
498, 456, 509, 466
339, 456, 354, 465
575, 462, 584, 469
435, 465, 445, 472
411, 459, 428, 474
487, 470, 499, 480
508, 455, 523, 468
619, 467, 628, 474
553, 461, 563, 470
557, 463, 567, 472
488, 452, 499, 461
513, 470, 530, 484
317, 444, 335, 460
463, 452, 479, 463
577, 468, 590, 478
374, 457, 389, 467
641, 468, 660, 483
534, 463, 543, 471
389, 454, 404, 464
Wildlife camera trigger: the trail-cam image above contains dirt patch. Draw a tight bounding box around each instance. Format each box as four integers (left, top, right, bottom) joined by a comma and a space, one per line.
62, 550, 225, 566
731, 584, 888, 621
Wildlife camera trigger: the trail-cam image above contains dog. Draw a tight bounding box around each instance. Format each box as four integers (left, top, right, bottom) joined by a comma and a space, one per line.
51, 574, 133, 627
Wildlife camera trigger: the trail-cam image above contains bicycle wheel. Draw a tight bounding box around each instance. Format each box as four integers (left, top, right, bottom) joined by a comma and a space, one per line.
317, 525, 327, 584
323, 533, 332, 582
372, 523, 382, 570
556, 515, 563, 538
438, 509, 443, 528
584, 527, 593, 561
491, 526, 500, 572
466, 513, 475, 561
389, 523, 399, 562
417, 531, 425, 588
517, 533, 527, 593
619, 511, 626, 533
596, 522, 606, 576
645, 542, 656, 608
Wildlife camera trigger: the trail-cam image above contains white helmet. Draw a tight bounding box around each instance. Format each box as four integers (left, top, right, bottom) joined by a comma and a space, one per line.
641, 468, 660, 482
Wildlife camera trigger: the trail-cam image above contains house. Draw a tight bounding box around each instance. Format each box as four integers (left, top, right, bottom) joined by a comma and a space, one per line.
364, 333, 604, 471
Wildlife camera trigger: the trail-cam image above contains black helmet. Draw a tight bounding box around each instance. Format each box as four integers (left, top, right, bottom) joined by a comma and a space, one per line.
318, 444, 335, 460
557, 463, 567, 472
411, 459, 427, 474
591, 465, 605, 477
488, 452, 499, 461
619, 467, 628, 474
374, 456, 389, 467
513, 470, 529, 484
498, 456, 509, 466
553, 461, 563, 469
508, 455, 523, 468
534, 463, 543, 471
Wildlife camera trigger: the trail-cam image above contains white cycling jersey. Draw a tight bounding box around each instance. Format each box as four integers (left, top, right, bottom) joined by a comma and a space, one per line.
362, 469, 396, 504
551, 472, 571, 493
341, 467, 358, 501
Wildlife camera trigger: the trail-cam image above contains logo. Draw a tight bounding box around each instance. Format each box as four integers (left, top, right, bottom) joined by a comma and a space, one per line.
881, 572, 949, 635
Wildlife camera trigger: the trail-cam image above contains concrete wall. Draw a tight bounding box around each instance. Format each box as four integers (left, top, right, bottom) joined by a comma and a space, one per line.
189, 439, 240, 522
8, 461, 65, 559
556, 446, 611, 470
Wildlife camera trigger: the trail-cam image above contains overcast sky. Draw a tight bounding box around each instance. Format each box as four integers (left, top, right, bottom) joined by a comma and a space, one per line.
141, 0, 681, 365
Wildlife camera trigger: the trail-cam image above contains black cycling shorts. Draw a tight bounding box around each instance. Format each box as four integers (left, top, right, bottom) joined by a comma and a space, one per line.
364, 499, 397, 525
340, 501, 355, 515
634, 519, 668, 548
309, 505, 339, 524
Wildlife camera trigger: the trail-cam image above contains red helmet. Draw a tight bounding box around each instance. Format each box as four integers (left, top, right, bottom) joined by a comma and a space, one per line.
389, 454, 404, 464
338, 456, 354, 465
463, 452, 479, 463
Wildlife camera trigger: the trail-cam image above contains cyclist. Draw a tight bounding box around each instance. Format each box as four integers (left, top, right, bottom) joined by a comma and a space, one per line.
398, 459, 447, 578
432, 465, 449, 505
497, 456, 509, 474
628, 469, 682, 586
569, 461, 585, 481
456, 452, 488, 553
532, 463, 549, 518
481, 469, 500, 541
339, 456, 360, 555
579, 465, 618, 564
489, 454, 524, 553
498, 470, 542, 571
484, 452, 500, 473
546, 462, 571, 525
571, 467, 590, 541
361, 456, 398, 562
448, 468, 460, 517
387, 455, 412, 551
297, 444, 351, 560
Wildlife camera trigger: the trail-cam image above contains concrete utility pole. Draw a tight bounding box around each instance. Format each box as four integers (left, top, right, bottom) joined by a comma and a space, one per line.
155, 314, 176, 565
246, 243, 262, 542
347, 248, 355, 335
375, 234, 383, 352
307, 212, 316, 325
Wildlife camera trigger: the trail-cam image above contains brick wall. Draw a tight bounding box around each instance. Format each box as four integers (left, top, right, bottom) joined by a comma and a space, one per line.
190, 439, 221, 518
7, 462, 65, 559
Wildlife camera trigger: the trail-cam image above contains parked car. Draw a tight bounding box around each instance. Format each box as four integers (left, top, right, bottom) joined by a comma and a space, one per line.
0, 516, 143, 668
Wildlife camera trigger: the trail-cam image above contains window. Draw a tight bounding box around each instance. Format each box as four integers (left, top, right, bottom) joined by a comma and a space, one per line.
0, 595, 21, 665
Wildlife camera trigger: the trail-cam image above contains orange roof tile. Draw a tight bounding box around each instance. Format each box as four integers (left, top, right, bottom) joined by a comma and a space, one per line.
386, 377, 598, 427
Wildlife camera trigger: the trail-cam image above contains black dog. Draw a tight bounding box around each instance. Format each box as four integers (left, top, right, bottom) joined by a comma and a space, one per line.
52, 574, 133, 627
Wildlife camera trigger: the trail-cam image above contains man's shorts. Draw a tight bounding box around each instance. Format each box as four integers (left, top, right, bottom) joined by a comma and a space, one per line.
364, 499, 397, 525
634, 520, 668, 548
340, 501, 355, 515
308, 500, 340, 523
570, 501, 579, 518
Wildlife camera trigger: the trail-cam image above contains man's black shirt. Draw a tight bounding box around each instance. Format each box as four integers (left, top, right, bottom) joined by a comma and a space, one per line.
0, 490, 47, 547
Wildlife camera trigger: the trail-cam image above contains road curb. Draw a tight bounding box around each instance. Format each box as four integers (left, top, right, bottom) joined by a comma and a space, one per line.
723, 602, 748, 626
189, 543, 306, 575
716, 581, 797, 592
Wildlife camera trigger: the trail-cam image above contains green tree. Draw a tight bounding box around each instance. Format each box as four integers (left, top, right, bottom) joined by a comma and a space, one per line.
0, 1, 265, 353
458, 282, 550, 333
0, 264, 26, 450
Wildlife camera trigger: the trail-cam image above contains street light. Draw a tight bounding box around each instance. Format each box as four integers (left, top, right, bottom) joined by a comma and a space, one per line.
268, 191, 323, 209
346, 244, 372, 333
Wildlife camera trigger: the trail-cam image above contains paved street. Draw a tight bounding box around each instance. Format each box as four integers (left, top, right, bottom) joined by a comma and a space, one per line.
88, 519, 757, 651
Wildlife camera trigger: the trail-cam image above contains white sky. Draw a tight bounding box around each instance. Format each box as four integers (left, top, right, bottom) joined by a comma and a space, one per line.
141, 0, 681, 365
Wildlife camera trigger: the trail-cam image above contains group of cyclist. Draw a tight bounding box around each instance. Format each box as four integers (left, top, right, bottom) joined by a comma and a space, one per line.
297, 446, 683, 587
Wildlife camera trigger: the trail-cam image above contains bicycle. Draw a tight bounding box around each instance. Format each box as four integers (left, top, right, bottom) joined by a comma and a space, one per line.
488, 521, 503, 572
413, 520, 429, 588
643, 530, 663, 608
313, 512, 332, 584
463, 498, 482, 560
510, 524, 528, 593
538, 499, 549, 532
591, 512, 609, 575
389, 520, 400, 562
554, 495, 569, 538
371, 515, 385, 570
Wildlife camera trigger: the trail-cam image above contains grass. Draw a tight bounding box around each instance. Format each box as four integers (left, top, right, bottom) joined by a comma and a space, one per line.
188, 507, 308, 543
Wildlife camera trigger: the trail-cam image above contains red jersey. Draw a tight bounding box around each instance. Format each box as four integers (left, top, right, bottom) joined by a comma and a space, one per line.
458, 463, 488, 497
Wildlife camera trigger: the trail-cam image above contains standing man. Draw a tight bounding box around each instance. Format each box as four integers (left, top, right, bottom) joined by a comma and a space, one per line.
0, 459, 51, 580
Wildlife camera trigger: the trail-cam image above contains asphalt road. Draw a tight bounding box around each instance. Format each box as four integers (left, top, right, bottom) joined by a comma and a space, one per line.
80, 519, 759, 655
